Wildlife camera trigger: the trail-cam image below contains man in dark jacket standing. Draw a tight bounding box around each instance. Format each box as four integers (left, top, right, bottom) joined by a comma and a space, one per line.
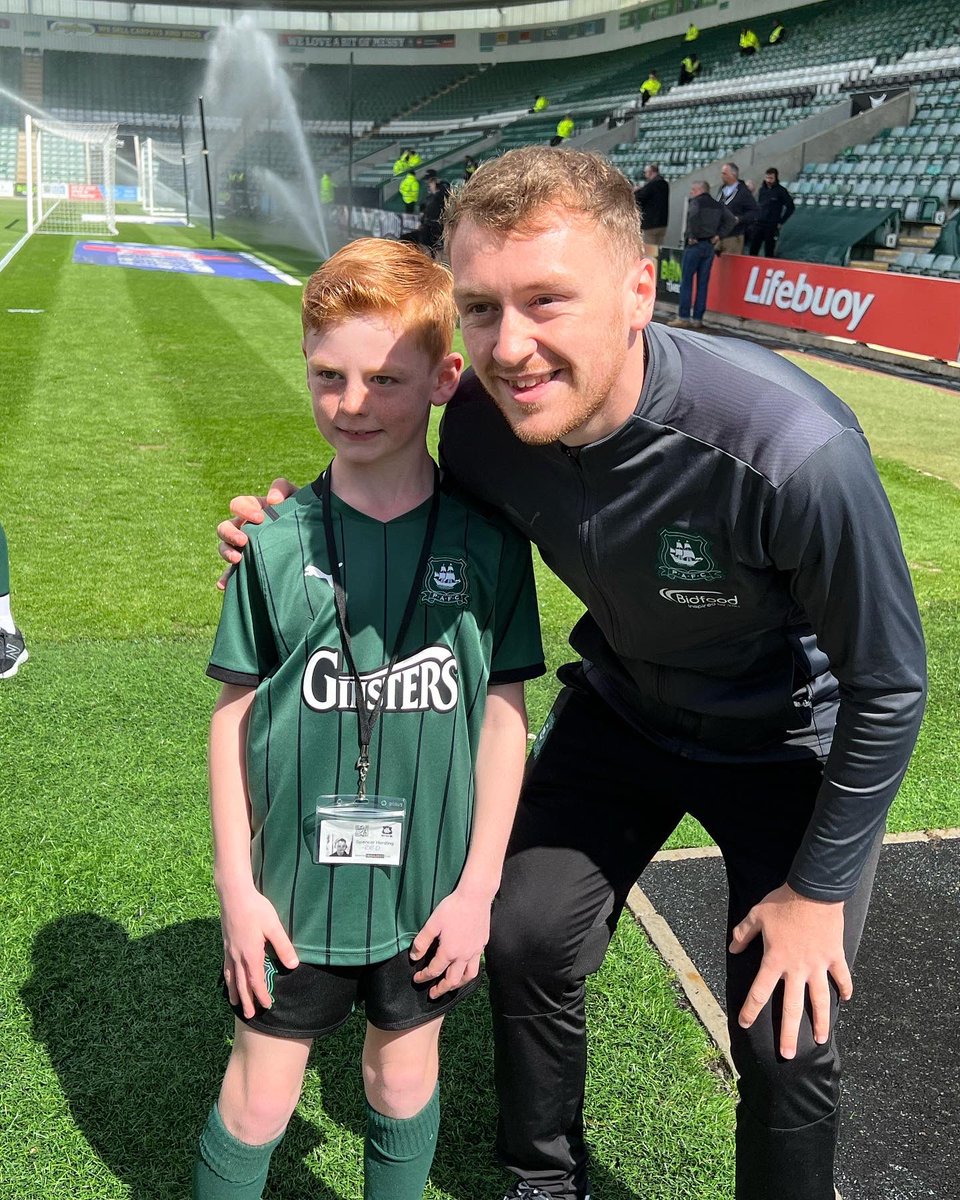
747, 167, 795, 256
669, 180, 737, 328
633, 163, 669, 247
717, 161, 759, 255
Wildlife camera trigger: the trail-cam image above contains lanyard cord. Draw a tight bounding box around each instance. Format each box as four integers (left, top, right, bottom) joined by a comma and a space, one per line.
321, 463, 440, 797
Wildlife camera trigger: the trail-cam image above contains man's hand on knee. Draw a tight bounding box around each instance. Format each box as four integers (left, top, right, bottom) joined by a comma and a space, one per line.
216, 478, 298, 589
729, 882, 852, 1060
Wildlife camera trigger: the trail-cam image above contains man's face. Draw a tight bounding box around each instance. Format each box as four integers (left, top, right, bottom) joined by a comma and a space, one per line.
303, 315, 462, 469
644, 166, 656, 180
451, 209, 653, 446
764, 172, 776, 188
689, 184, 703, 199
721, 165, 735, 186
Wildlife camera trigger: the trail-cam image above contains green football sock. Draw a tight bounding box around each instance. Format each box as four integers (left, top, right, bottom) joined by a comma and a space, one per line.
364, 1084, 440, 1200
192, 1102, 284, 1199
0, 521, 10, 600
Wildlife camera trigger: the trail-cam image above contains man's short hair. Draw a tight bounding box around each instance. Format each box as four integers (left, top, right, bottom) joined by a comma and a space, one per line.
723, 162, 740, 178
647, 163, 659, 175
765, 166, 780, 181
444, 145, 644, 264
694, 181, 709, 194
302, 238, 456, 365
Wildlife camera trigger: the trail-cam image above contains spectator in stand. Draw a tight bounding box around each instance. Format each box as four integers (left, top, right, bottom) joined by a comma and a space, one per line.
739, 28, 761, 56
633, 163, 669, 248
639, 70, 662, 106
748, 167, 795, 257
683, 21, 700, 44
769, 18, 787, 45
530, 94, 550, 114
463, 156, 479, 181
399, 169, 420, 213
418, 171, 451, 257
668, 180, 737, 330
407, 149, 423, 170
393, 149, 412, 176
550, 115, 575, 147
319, 172, 335, 205
717, 161, 759, 255
678, 52, 701, 85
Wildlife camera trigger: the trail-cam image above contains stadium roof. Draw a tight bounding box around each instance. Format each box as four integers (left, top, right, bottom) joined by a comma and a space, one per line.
188, 0, 535, 11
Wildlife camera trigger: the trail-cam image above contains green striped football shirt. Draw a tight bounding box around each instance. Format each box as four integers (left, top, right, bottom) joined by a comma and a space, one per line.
208, 476, 545, 966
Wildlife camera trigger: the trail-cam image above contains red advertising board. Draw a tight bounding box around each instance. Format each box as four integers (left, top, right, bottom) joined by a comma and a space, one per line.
68, 183, 104, 202
708, 255, 960, 362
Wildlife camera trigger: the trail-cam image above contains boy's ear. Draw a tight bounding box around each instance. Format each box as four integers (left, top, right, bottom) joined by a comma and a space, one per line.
431, 352, 465, 408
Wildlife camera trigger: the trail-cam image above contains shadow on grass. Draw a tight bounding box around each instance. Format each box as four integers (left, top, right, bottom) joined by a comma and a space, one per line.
23, 914, 639, 1200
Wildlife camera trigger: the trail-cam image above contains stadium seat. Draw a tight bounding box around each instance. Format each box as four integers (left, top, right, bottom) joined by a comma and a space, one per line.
889, 250, 916, 272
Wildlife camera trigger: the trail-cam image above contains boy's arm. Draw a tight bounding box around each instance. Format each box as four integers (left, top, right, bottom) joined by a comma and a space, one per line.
411, 681, 528, 999
210, 683, 299, 1017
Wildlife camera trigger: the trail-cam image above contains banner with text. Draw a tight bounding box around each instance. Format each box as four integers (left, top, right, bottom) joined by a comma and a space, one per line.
707, 255, 960, 361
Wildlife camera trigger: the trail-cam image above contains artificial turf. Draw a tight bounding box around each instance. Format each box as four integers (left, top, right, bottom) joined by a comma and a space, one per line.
0, 212, 956, 1198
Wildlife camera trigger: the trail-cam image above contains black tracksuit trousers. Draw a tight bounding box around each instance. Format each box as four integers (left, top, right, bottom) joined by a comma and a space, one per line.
486, 672, 881, 1199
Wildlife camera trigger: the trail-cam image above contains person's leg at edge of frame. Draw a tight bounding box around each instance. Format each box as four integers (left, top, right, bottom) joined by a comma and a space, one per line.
487, 677, 686, 1198
691, 760, 884, 1200
362, 1017, 444, 1200
193, 1022, 311, 1198
692, 240, 715, 324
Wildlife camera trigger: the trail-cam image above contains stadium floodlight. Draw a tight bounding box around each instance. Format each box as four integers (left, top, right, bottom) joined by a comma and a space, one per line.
25, 113, 119, 237
141, 131, 203, 223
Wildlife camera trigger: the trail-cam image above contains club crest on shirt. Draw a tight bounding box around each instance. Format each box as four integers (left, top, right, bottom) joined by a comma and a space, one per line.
420, 557, 469, 606
657, 529, 724, 581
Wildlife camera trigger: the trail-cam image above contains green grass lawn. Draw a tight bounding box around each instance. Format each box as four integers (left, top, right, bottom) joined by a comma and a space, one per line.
0, 219, 956, 1198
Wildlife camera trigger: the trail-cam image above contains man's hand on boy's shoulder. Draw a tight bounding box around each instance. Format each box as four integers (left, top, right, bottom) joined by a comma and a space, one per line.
216, 478, 298, 590
410, 885, 492, 999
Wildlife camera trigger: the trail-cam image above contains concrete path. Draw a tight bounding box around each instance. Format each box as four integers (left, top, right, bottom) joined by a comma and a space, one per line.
631, 834, 959, 1200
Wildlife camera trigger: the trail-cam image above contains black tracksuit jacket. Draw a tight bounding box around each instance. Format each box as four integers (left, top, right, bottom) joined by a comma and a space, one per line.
439, 322, 926, 902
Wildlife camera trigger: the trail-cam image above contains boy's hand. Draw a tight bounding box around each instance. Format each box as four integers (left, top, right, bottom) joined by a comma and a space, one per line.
219, 884, 300, 1018
410, 886, 491, 999
216, 478, 298, 590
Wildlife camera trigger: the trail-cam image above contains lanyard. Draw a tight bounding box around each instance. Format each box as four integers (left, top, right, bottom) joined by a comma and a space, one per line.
321, 464, 440, 798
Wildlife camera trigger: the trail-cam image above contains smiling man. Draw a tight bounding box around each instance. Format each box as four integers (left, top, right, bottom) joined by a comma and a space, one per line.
219, 148, 926, 1200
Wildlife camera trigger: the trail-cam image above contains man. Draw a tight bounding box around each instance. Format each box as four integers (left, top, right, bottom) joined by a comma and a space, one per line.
639, 70, 661, 106
748, 167, 795, 257
418, 170, 451, 255
678, 51, 701, 85
668, 180, 736, 329
531, 94, 550, 114
739, 27, 761, 55
633, 163, 669, 248
717, 161, 759, 255
219, 148, 926, 1200
550, 115, 574, 147
398, 168, 419, 213
769, 18, 787, 45
683, 21, 699, 43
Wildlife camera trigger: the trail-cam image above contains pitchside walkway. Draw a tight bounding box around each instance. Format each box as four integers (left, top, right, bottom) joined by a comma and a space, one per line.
631, 833, 959, 1200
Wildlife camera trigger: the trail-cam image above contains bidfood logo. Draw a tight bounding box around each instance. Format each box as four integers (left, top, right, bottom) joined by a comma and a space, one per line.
743, 266, 875, 332
659, 589, 739, 608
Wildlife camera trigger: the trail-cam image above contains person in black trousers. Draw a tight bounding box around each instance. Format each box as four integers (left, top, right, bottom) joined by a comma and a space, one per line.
747, 168, 795, 257
633, 163, 669, 248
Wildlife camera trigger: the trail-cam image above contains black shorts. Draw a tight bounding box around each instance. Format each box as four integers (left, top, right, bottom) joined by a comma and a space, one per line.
225, 946, 482, 1039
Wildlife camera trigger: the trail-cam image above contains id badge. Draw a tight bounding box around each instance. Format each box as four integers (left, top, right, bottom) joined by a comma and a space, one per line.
312, 794, 406, 866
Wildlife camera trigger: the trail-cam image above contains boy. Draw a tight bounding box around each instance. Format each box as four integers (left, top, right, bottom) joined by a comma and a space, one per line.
0, 520, 28, 679
194, 238, 544, 1200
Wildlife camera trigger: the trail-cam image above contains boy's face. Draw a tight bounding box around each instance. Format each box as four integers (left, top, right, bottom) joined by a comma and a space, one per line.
451, 207, 654, 446
303, 314, 462, 469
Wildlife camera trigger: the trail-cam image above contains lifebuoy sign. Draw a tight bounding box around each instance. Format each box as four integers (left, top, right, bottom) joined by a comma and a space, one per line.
708, 255, 960, 362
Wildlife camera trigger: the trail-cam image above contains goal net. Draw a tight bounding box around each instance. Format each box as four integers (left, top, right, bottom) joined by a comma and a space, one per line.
141, 135, 204, 221
25, 113, 119, 236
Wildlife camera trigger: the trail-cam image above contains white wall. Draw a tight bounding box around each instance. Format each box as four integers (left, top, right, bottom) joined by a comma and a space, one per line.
0, 0, 824, 67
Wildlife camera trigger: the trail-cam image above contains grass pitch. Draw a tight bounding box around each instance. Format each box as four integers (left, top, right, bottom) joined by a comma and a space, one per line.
0, 209, 957, 1198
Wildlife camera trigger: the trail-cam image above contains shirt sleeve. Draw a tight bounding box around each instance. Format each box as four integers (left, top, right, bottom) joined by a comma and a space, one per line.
207, 539, 280, 687
768, 428, 927, 900
489, 524, 546, 686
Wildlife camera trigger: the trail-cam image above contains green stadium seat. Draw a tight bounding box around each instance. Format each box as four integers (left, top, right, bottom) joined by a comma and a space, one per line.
889, 250, 915, 272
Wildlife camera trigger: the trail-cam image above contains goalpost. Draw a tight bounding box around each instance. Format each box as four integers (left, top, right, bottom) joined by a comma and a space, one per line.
25, 113, 119, 236
140, 133, 204, 222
